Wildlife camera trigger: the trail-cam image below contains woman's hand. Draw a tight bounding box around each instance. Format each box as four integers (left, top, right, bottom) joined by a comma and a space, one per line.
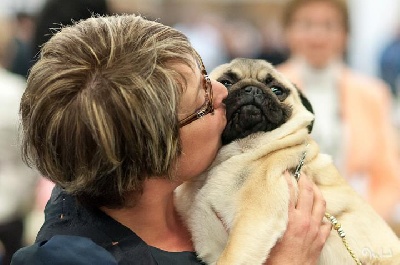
265, 172, 332, 265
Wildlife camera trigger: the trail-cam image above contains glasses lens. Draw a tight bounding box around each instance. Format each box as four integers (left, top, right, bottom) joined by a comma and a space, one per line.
179, 71, 213, 127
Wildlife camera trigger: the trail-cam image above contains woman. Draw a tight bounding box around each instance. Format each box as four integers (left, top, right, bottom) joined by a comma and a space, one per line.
277, 0, 400, 222
12, 14, 330, 264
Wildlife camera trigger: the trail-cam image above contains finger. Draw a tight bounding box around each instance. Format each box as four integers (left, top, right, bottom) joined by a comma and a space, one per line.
310, 222, 332, 254
311, 184, 326, 221
320, 221, 333, 243
284, 171, 296, 209
296, 173, 314, 213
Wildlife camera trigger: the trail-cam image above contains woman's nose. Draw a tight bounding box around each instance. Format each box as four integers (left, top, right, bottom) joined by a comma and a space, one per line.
211, 79, 228, 108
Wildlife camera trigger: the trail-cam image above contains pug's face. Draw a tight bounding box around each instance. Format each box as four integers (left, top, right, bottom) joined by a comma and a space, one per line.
210, 58, 313, 145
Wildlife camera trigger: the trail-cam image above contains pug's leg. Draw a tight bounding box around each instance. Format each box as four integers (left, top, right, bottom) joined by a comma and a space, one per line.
189, 199, 229, 265
216, 170, 290, 265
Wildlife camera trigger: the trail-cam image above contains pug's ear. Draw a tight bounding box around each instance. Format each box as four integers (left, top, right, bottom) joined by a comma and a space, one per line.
295, 85, 314, 133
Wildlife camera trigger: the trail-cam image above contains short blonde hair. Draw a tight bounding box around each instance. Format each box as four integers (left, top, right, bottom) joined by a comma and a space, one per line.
21, 14, 198, 208
282, 0, 350, 33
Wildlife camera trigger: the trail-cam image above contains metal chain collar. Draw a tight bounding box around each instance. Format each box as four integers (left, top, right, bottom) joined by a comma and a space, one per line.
293, 143, 362, 265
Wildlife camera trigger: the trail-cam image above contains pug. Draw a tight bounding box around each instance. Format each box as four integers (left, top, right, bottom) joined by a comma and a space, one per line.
174, 58, 400, 265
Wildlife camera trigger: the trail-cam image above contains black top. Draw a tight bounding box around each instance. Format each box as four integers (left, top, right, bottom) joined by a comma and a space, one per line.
11, 186, 205, 265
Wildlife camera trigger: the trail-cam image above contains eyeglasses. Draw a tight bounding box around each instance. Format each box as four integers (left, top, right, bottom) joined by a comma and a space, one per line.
179, 68, 214, 127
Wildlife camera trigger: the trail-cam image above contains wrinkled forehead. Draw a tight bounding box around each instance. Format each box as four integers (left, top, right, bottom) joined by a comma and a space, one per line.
167, 55, 201, 85
172, 58, 203, 108
212, 59, 295, 88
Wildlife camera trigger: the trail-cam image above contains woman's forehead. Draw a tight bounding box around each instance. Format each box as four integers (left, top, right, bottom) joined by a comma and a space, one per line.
174, 62, 203, 113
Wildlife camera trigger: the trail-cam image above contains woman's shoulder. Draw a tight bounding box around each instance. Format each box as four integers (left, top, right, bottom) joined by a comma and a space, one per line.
11, 235, 118, 265
11, 235, 206, 265
342, 67, 393, 105
342, 67, 390, 93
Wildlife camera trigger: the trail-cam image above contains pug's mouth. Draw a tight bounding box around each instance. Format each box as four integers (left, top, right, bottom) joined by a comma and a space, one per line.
221, 85, 292, 145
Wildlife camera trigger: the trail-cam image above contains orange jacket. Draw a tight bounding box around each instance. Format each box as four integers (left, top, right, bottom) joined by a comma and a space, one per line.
278, 61, 400, 221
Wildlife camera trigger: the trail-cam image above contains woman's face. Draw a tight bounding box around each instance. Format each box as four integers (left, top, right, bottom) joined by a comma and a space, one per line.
285, 1, 348, 68
174, 61, 228, 182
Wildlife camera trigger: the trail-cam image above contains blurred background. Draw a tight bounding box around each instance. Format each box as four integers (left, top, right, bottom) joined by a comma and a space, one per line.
0, 0, 399, 263
1, 0, 399, 115
1, 0, 399, 83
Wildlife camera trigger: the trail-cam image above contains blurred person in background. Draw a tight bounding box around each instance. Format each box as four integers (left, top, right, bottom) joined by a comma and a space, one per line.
257, 20, 289, 66
31, 0, 110, 65
378, 28, 400, 164
9, 12, 36, 79
174, 10, 229, 73
277, 0, 400, 224
379, 27, 400, 100
0, 15, 39, 265
223, 18, 264, 62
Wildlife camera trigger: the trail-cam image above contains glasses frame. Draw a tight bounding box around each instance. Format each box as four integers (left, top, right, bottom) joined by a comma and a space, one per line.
179, 68, 214, 128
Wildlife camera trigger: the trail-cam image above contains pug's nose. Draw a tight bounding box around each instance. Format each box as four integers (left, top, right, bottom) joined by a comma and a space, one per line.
245, 86, 264, 96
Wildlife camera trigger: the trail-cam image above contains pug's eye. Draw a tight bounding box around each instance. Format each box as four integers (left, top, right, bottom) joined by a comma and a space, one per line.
220, 80, 233, 89
271, 86, 283, 96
